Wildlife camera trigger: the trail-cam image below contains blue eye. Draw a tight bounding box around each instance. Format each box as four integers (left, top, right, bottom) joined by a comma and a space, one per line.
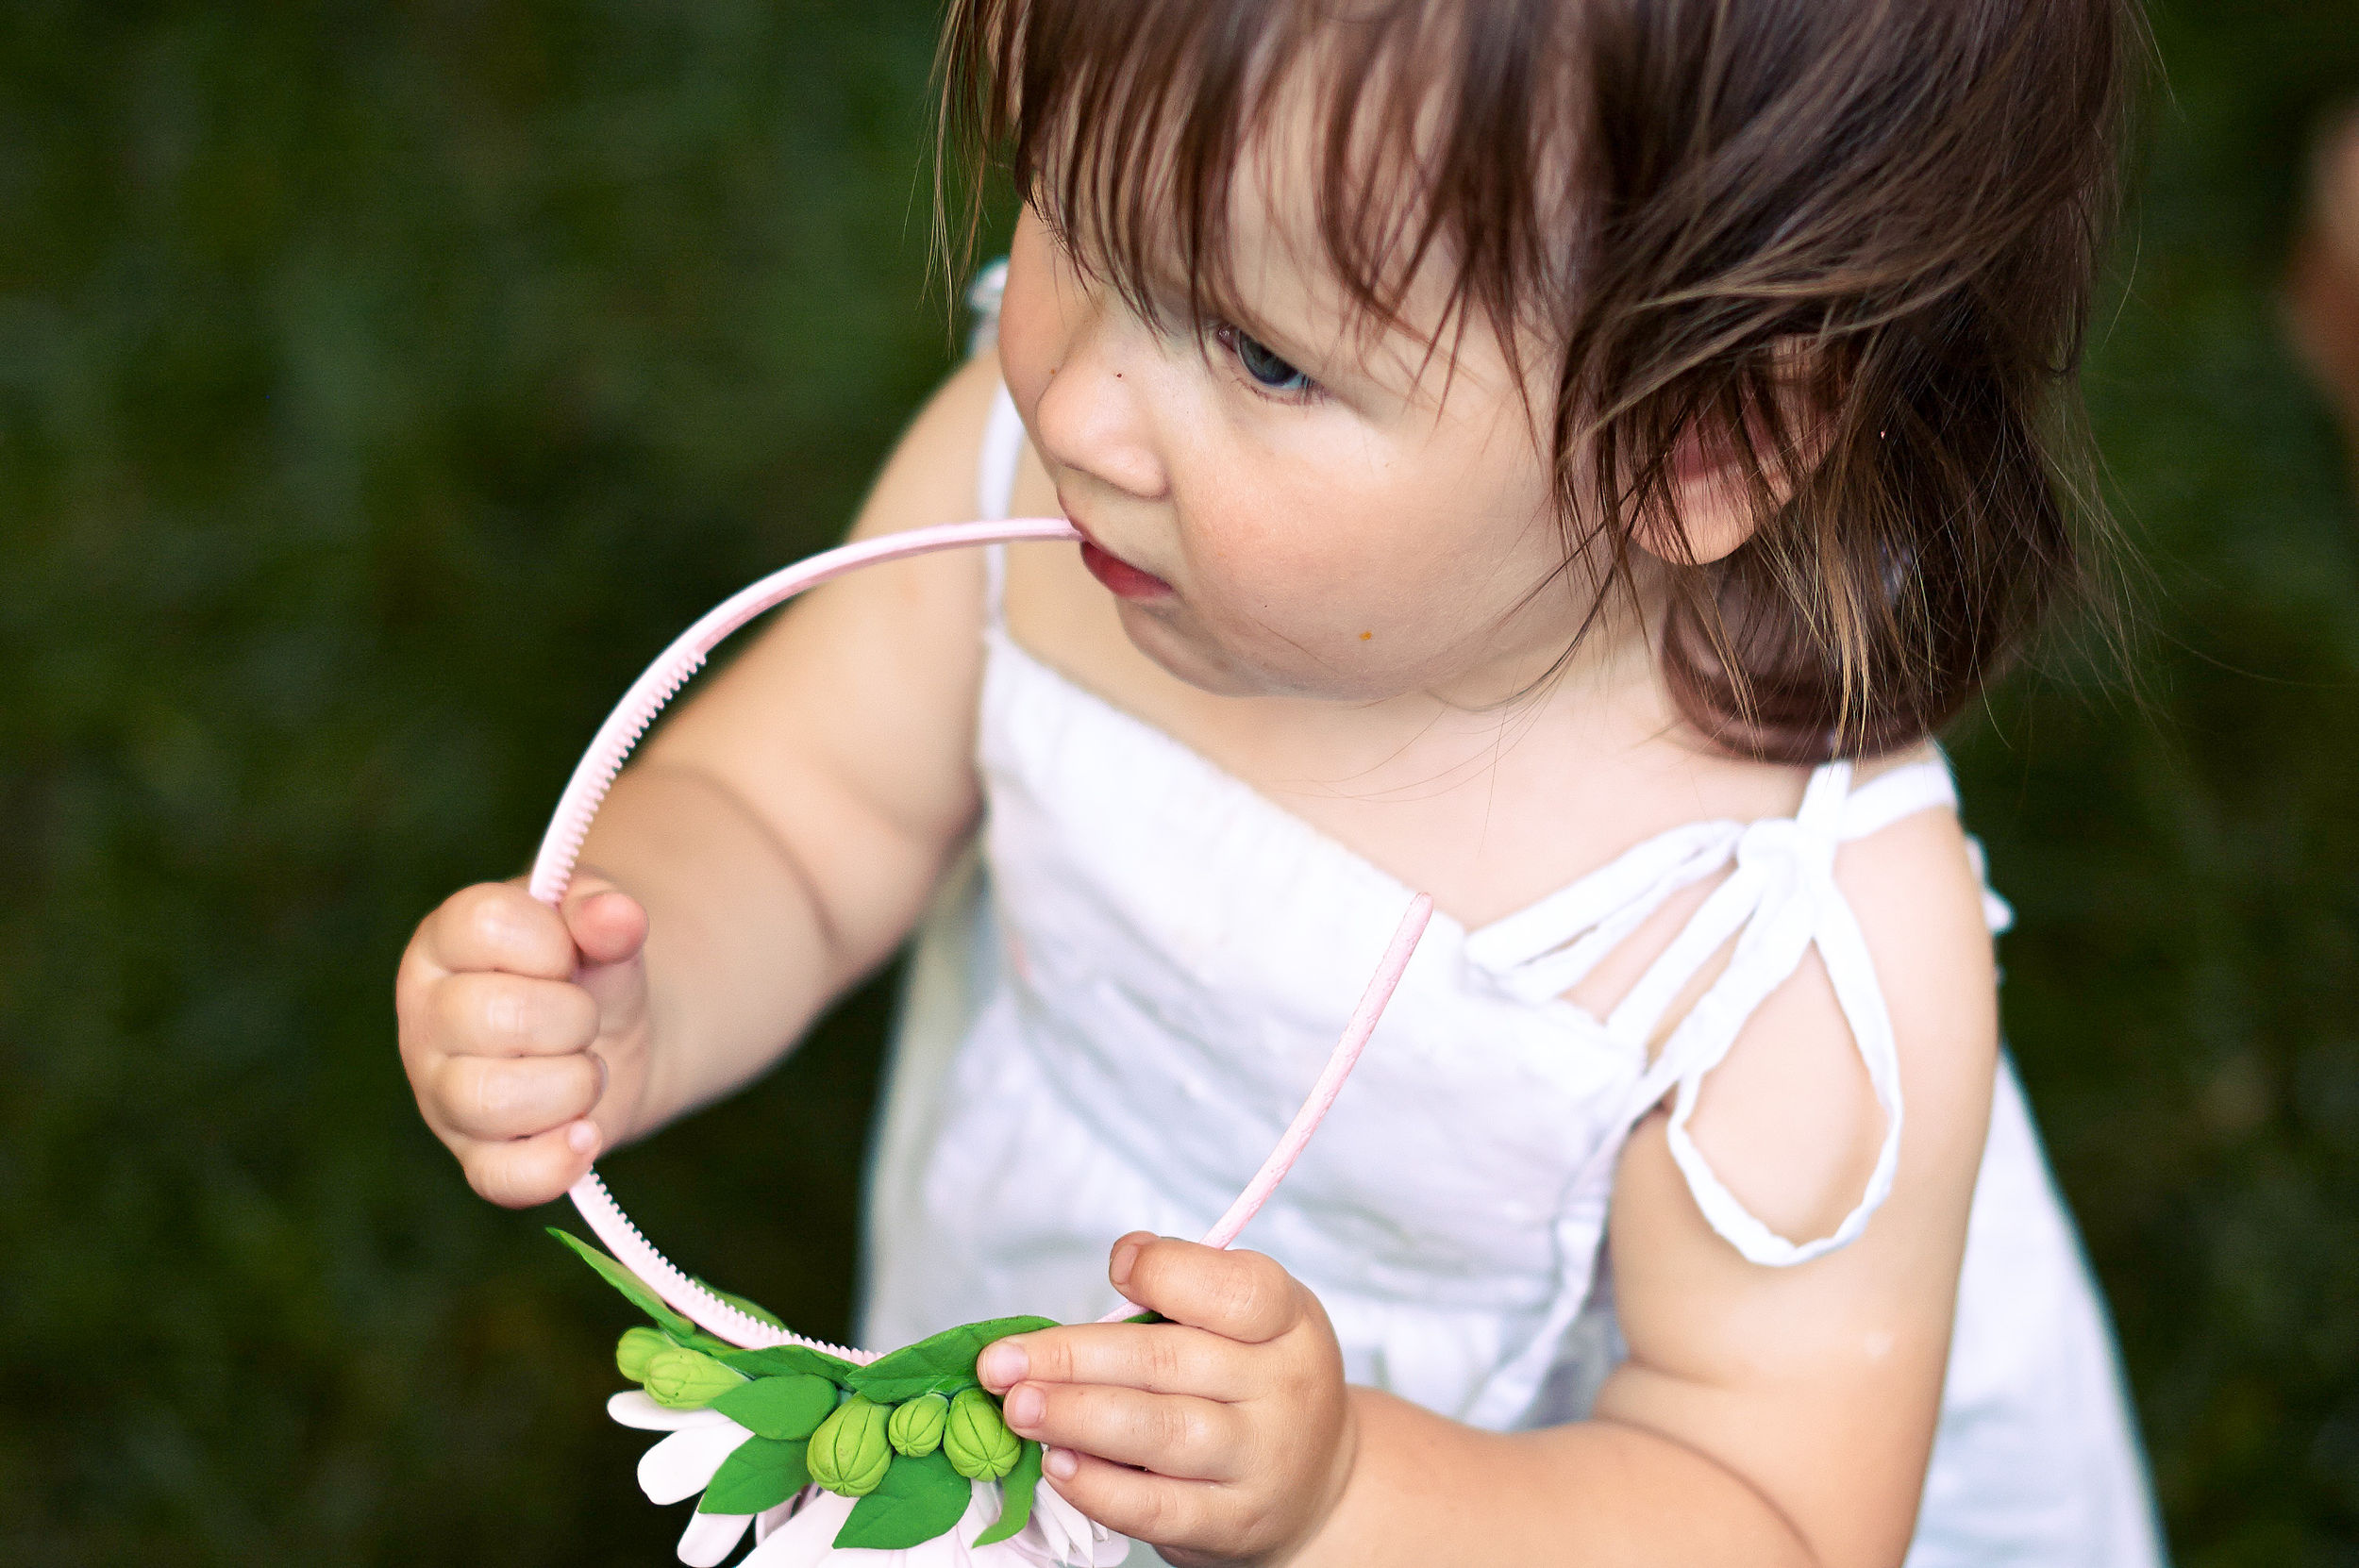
1223, 325, 1312, 394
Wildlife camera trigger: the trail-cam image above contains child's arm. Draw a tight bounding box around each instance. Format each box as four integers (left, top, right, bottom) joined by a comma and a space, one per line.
979, 802, 1999, 1568
394, 354, 1010, 1207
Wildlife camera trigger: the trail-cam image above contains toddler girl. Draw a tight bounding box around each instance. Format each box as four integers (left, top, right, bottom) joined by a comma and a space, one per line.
397, 1, 2165, 1562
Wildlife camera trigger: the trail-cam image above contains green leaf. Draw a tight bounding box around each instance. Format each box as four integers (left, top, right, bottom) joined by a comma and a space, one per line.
698, 1436, 810, 1516
845, 1316, 1059, 1404
846, 1369, 979, 1403
711, 1374, 839, 1441
547, 1229, 696, 1340
970, 1441, 1043, 1547
694, 1276, 787, 1329
833, 1449, 975, 1550
720, 1343, 859, 1385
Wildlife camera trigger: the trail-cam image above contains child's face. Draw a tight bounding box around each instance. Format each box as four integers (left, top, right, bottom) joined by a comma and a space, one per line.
997, 183, 1613, 707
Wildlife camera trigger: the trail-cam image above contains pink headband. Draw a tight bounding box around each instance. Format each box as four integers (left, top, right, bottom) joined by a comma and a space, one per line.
528, 519, 1432, 1358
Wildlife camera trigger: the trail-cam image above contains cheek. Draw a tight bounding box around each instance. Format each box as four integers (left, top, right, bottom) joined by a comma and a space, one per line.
1175, 487, 1485, 678
995, 223, 1066, 413
1180, 480, 1379, 621
1166, 430, 1568, 697
1191, 448, 1544, 630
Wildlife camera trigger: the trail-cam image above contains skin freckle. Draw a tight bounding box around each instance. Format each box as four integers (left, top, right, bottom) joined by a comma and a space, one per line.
1359, 630, 1373, 640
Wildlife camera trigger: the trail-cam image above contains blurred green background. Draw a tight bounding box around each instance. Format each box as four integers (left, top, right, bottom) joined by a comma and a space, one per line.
1, 1, 2353, 1562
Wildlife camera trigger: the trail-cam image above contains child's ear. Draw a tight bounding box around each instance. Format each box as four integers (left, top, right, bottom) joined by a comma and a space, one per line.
1637, 353, 1831, 566
1637, 424, 1764, 565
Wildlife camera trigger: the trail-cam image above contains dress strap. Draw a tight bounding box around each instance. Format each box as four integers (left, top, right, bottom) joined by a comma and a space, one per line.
966, 257, 1008, 357
1836, 756, 2015, 934
1837, 757, 1958, 840
1464, 822, 1743, 1004
965, 258, 1024, 626
1478, 755, 1983, 1268
975, 381, 1026, 627
1463, 754, 1985, 1418
1600, 762, 1855, 1053
1638, 835, 1905, 1263
1613, 756, 1928, 1267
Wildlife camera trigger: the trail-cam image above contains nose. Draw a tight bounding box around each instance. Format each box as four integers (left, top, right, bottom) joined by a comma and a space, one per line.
1029, 285, 1169, 504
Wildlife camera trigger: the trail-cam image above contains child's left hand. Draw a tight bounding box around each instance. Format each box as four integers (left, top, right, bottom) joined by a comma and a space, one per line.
976, 1232, 1356, 1567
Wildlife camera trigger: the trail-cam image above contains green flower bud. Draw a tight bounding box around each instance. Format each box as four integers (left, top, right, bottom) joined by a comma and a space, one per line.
808, 1393, 894, 1496
888, 1392, 949, 1458
615, 1326, 672, 1383
644, 1346, 745, 1409
944, 1388, 1020, 1481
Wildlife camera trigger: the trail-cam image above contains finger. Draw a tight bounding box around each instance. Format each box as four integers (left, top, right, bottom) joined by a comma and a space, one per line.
979, 1324, 1251, 1402
562, 879, 648, 968
421, 882, 577, 979
455, 1120, 601, 1209
433, 971, 601, 1059
1039, 1451, 1228, 1550
1113, 1237, 1304, 1346
433, 1050, 608, 1142
1000, 1381, 1245, 1482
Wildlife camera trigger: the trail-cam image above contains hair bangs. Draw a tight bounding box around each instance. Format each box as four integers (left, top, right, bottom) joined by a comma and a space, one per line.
940, 0, 1578, 374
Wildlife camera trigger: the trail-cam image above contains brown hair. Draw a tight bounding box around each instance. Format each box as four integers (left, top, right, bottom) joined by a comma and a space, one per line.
939, 0, 2146, 762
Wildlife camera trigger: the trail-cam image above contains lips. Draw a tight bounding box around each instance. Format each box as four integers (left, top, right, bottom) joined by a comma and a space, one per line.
1076, 535, 1174, 600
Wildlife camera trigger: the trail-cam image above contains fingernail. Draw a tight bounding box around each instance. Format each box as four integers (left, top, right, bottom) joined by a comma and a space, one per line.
1044, 1446, 1078, 1481
1004, 1384, 1045, 1429
566, 1121, 599, 1156
1109, 1238, 1143, 1289
978, 1341, 1028, 1390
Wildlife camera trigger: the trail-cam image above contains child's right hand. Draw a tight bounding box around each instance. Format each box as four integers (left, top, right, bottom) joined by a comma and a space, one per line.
395, 876, 653, 1209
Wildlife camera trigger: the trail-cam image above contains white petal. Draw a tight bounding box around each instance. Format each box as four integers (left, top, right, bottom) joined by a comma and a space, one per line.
638, 1422, 755, 1505
1029, 1484, 1129, 1568
678, 1509, 753, 1567
967, 1542, 1041, 1568
754, 1493, 801, 1544
932, 1485, 996, 1565
1030, 1485, 1088, 1560
968, 1528, 1051, 1568
961, 1482, 1047, 1568
611, 1390, 734, 1431
1091, 1514, 1130, 1568
900, 1531, 964, 1568
741, 1489, 858, 1568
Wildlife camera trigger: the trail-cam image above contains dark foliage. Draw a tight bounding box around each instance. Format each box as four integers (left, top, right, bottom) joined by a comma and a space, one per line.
0, 2, 2351, 1563
1958, 5, 2359, 1561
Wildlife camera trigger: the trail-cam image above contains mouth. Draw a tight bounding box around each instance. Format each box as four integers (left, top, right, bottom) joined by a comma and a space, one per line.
1070, 522, 1175, 601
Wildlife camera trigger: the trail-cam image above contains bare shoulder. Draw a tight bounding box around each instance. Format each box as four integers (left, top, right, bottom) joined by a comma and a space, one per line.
1607, 736, 1999, 1298
1825, 749, 2000, 1193
1830, 742, 1999, 1168
1594, 745, 1999, 1568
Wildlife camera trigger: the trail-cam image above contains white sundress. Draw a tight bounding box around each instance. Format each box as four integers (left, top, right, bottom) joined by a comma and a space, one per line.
857, 381, 2167, 1567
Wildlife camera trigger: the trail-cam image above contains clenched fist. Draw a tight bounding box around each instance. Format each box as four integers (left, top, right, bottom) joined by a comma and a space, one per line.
394, 876, 654, 1207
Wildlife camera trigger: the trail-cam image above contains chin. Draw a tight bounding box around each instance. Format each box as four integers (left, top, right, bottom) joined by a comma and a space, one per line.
1113, 601, 1274, 697
1114, 600, 1405, 703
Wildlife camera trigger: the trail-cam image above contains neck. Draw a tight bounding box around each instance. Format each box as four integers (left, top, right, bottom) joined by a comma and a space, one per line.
1246, 574, 1690, 809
